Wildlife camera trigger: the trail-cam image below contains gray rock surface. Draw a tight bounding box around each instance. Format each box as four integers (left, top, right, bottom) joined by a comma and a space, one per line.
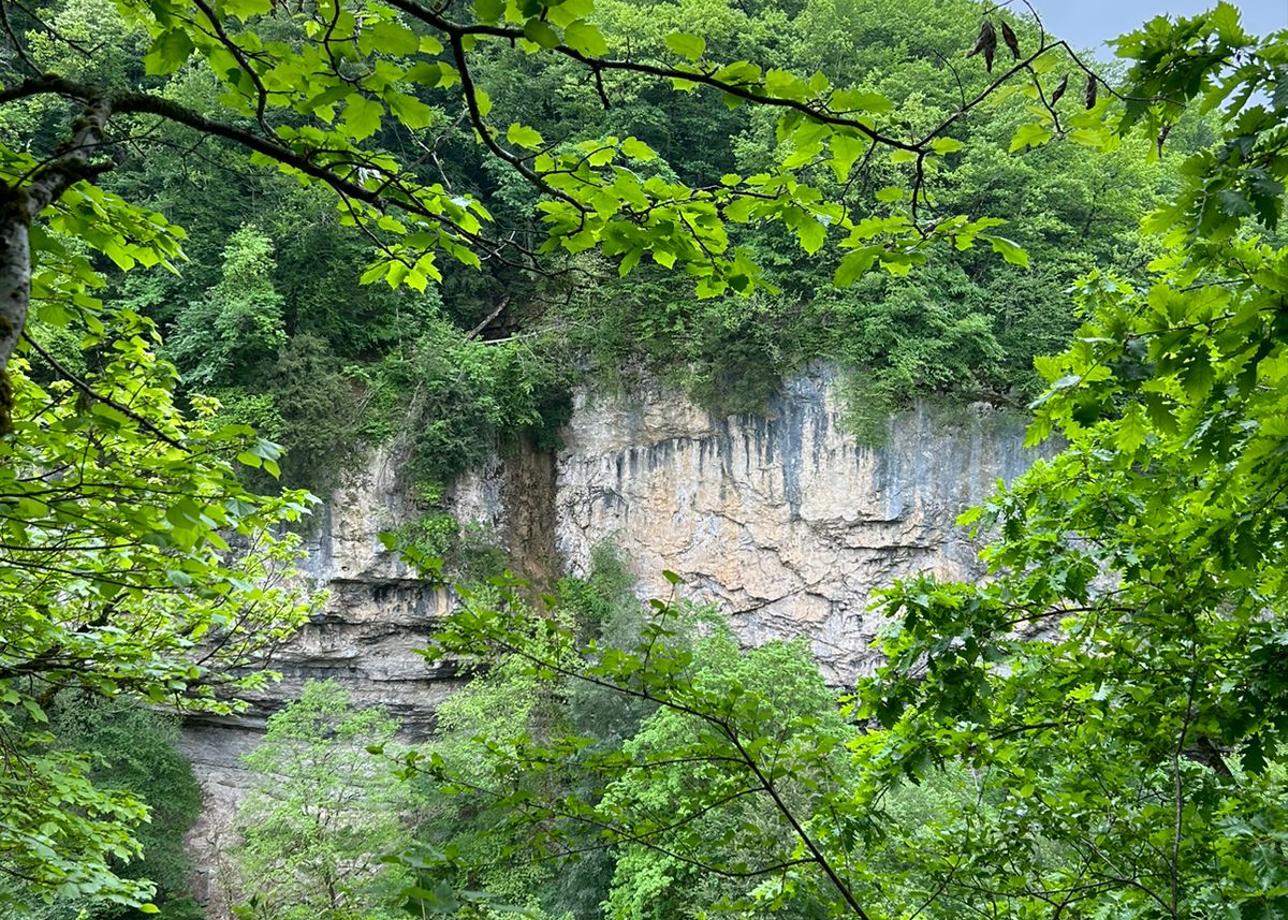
179, 447, 463, 915
555, 368, 1043, 683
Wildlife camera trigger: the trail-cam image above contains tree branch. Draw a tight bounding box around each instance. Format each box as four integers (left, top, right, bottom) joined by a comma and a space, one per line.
20, 332, 186, 450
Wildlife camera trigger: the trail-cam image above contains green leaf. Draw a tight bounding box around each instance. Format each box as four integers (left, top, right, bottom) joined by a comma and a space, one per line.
1116, 402, 1149, 452
1009, 123, 1053, 152
665, 32, 706, 61
829, 133, 866, 181
564, 20, 608, 57
523, 19, 561, 49
765, 69, 810, 101
388, 92, 434, 129
834, 247, 879, 287
143, 30, 194, 76
547, 0, 593, 26
506, 123, 544, 150
342, 95, 384, 140
1069, 126, 1111, 149
981, 233, 1030, 267
364, 19, 419, 56
832, 88, 893, 113
22, 698, 47, 724
796, 217, 826, 255
621, 137, 656, 161
405, 62, 447, 87
1142, 392, 1178, 435
166, 498, 203, 531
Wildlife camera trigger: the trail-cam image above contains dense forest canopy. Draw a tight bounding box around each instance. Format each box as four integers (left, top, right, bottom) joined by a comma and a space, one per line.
0, 0, 1189, 497
0, 0, 1285, 916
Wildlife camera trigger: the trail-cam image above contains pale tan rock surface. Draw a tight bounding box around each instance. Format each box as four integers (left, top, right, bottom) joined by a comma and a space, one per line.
555, 369, 1043, 683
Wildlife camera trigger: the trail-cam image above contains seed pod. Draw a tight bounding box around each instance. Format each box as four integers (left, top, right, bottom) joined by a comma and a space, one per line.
1051, 75, 1068, 105
966, 19, 998, 73
1085, 74, 1098, 109
1157, 122, 1173, 155
1001, 21, 1021, 59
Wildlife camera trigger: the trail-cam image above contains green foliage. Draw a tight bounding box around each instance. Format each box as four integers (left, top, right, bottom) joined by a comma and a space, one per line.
169, 225, 287, 388
866, 193, 1288, 920
413, 573, 871, 918
0, 699, 206, 920
601, 633, 847, 919
391, 8, 1288, 919
233, 680, 411, 920
0, 0, 1176, 483
544, 0, 1170, 418
554, 543, 639, 641
0, 0, 1285, 915
270, 333, 362, 499
401, 550, 644, 919
0, 288, 318, 908
388, 506, 508, 585
52, 700, 201, 909
413, 613, 584, 916
0, 0, 1189, 509
359, 317, 574, 491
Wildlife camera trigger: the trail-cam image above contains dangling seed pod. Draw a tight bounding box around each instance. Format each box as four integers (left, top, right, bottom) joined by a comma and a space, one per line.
1085, 74, 1098, 109
1001, 21, 1021, 60
1051, 75, 1069, 105
966, 19, 998, 73
1157, 122, 1173, 155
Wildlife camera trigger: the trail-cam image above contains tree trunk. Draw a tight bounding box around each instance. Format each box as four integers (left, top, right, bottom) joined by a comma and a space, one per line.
0, 93, 111, 432
0, 188, 30, 432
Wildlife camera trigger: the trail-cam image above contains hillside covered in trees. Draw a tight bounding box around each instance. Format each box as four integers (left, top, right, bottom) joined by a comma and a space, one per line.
5, 0, 1182, 499
0, 0, 1285, 917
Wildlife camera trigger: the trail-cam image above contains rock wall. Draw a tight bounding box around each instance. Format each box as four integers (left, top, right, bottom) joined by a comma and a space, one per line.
181, 368, 1050, 912
555, 368, 1044, 683
181, 440, 558, 913
180, 447, 464, 911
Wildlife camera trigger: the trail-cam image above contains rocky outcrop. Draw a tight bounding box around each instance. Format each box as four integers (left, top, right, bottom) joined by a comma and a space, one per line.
555, 368, 1046, 683
181, 368, 1051, 912
180, 447, 464, 912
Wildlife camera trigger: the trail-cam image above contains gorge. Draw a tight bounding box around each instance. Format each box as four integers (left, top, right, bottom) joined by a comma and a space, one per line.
179, 367, 1049, 911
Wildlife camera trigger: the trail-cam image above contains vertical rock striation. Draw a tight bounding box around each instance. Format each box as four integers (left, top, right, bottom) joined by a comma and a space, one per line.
555, 368, 1047, 683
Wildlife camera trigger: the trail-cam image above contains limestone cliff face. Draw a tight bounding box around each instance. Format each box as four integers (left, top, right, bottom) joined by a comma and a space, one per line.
182, 440, 557, 912
181, 368, 1048, 912
555, 368, 1043, 684
180, 447, 462, 912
